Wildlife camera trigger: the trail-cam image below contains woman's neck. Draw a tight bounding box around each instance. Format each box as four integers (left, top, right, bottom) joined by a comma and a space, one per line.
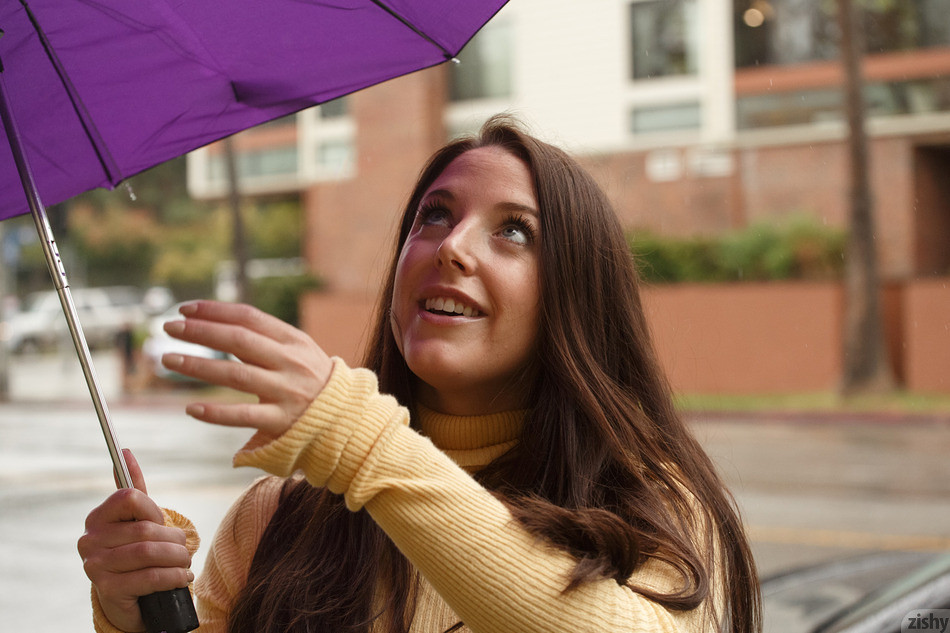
413, 380, 530, 417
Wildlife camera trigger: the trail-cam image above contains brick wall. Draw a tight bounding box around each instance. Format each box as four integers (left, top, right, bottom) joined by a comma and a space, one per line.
580, 135, 931, 280
304, 68, 447, 298
642, 282, 843, 393
297, 71, 950, 394
904, 279, 950, 392
300, 279, 950, 394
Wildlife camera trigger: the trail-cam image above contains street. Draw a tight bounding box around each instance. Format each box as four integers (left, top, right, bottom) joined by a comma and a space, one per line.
0, 350, 259, 629
1, 349, 949, 630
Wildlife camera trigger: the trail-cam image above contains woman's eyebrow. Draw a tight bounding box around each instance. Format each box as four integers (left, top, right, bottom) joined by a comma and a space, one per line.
497, 201, 539, 217
420, 188, 538, 217
420, 189, 454, 204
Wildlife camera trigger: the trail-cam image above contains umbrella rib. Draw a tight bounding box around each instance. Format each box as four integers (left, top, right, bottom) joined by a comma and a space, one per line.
369, 0, 452, 59
19, 0, 123, 186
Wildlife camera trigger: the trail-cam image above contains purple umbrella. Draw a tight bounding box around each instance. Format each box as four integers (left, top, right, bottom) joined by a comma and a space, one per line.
0, 2, 508, 630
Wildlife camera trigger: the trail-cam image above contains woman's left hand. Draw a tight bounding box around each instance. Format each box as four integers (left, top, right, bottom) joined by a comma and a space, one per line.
161, 300, 332, 437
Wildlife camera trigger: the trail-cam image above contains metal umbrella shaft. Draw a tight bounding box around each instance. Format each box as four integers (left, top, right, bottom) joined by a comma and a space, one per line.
0, 70, 132, 489
0, 66, 199, 633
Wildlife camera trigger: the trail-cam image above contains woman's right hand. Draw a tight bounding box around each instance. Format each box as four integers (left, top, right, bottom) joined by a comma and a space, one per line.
77, 450, 194, 632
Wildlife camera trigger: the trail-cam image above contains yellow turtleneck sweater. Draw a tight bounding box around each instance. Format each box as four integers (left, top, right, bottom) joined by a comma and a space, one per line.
93, 358, 719, 633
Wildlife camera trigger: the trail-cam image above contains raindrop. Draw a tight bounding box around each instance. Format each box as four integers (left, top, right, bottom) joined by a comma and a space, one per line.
123, 182, 137, 202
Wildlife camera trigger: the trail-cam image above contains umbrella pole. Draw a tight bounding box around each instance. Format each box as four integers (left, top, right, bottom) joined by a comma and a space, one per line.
0, 71, 132, 489
0, 63, 198, 633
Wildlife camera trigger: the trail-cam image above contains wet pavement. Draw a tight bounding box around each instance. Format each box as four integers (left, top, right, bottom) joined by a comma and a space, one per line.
1, 349, 949, 630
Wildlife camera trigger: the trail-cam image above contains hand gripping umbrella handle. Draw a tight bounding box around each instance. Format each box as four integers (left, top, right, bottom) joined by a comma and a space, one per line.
0, 66, 198, 633
139, 589, 200, 633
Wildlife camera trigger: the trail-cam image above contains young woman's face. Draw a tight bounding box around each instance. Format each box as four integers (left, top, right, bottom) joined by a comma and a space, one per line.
390, 146, 541, 415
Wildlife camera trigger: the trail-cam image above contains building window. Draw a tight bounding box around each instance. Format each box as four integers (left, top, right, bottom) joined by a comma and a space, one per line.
736, 77, 950, 129
258, 113, 297, 129
319, 97, 348, 119
734, 0, 950, 69
206, 146, 298, 183
734, 0, 836, 68
449, 18, 512, 101
915, 0, 950, 49
316, 139, 355, 179
631, 102, 702, 134
736, 89, 841, 129
242, 147, 298, 178
863, 0, 950, 53
629, 0, 700, 80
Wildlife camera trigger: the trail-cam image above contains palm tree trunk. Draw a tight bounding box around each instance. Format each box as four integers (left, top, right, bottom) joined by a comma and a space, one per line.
224, 137, 250, 305
838, 0, 894, 394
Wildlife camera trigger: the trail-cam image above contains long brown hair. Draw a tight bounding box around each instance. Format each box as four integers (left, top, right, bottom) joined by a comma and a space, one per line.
228, 117, 761, 633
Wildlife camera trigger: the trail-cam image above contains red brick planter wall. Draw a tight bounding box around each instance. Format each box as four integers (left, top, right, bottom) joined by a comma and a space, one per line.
300, 278, 948, 395
641, 282, 842, 394
904, 278, 950, 393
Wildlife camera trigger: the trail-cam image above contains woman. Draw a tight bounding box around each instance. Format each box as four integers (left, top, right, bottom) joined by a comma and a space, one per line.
79, 117, 761, 633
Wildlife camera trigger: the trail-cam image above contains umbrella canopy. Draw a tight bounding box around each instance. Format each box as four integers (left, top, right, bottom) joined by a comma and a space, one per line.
0, 3, 508, 630
0, 0, 508, 221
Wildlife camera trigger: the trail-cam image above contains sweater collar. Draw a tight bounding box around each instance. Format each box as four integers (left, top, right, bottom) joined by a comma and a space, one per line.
416, 404, 524, 473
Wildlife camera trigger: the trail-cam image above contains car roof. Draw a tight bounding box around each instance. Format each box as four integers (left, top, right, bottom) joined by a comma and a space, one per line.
816, 552, 950, 633
762, 551, 950, 633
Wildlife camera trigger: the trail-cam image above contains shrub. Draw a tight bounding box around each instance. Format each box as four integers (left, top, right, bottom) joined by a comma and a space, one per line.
250, 273, 324, 326
629, 215, 846, 284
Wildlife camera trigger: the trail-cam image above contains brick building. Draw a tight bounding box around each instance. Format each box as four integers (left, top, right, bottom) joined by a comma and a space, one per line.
188, 0, 950, 392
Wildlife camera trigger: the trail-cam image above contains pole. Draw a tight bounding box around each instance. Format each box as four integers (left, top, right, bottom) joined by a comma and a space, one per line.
0, 220, 9, 400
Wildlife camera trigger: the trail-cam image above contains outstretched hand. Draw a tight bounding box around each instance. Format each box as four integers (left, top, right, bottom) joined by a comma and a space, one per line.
161, 301, 332, 437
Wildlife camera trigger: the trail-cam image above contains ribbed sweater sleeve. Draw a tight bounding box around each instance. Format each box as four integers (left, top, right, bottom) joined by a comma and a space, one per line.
234, 358, 713, 633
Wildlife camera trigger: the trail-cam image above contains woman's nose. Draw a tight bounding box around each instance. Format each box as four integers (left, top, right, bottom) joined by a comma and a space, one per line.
436, 222, 477, 273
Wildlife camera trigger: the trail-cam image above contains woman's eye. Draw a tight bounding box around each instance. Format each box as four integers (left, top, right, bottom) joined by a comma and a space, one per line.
499, 215, 536, 245
418, 205, 451, 227
501, 225, 529, 245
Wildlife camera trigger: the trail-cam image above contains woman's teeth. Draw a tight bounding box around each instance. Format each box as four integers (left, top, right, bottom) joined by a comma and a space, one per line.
425, 297, 479, 317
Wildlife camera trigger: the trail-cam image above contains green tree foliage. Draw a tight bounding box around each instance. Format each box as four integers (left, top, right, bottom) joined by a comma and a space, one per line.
11, 155, 309, 310
66, 205, 159, 287
245, 201, 303, 259
249, 273, 324, 327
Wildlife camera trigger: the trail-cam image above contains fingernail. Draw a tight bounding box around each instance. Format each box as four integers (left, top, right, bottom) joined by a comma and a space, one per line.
163, 353, 184, 369
186, 570, 195, 583
186, 404, 205, 418
179, 302, 198, 316
164, 320, 185, 336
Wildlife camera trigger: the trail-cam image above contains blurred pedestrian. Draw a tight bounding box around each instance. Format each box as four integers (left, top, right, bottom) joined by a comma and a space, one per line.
117, 321, 135, 392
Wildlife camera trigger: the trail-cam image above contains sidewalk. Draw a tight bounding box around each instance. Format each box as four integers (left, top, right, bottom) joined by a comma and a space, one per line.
688, 411, 950, 575
3, 349, 949, 584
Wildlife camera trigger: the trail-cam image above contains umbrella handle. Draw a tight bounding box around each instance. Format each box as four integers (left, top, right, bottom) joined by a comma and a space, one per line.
0, 68, 199, 632
140, 588, 201, 633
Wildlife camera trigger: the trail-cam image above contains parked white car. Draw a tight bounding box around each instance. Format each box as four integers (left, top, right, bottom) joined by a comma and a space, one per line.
141, 302, 230, 380
1, 286, 146, 354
